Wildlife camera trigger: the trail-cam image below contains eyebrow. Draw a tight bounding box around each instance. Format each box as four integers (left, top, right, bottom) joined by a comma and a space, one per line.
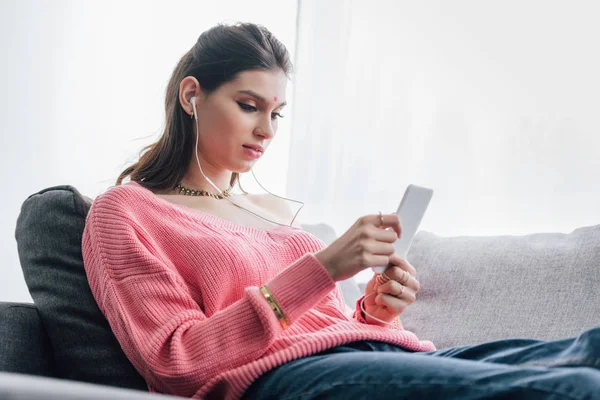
237, 90, 287, 108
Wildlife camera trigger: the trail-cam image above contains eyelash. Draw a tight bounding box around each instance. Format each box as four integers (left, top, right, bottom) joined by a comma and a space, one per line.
237, 102, 284, 120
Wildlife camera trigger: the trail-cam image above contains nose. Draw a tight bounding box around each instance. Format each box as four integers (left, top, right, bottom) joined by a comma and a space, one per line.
254, 117, 275, 139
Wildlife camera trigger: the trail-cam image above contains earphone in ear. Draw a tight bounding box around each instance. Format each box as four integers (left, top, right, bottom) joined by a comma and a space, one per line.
188, 93, 304, 228
190, 96, 197, 120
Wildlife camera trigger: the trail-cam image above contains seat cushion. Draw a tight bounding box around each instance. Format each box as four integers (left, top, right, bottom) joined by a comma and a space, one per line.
15, 185, 147, 390
0, 302, 56, 376
402, 224, 600, 349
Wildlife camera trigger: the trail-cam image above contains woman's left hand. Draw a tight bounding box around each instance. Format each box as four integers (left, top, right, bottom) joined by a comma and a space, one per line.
361, 254, 420, 326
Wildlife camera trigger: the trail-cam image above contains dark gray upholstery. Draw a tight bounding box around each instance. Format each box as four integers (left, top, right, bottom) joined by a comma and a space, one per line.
14, 185, 147, 390
0, 302, 55, 377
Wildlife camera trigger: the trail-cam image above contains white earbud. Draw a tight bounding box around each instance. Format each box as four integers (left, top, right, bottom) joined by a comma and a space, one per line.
190, 96, 197, 120
188, 93, 303, 228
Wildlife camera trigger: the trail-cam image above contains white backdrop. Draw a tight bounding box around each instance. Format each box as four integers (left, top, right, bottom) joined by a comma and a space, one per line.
289, 0, 600, 234
0, 0, 298, 302
288, 0, 600, 283
3, 0, 600, 300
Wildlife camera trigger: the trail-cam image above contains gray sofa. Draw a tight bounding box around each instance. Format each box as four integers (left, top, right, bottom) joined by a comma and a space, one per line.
1, 185, 599, 399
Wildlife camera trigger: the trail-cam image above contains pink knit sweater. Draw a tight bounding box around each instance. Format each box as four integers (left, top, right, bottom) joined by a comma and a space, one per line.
81, 181, 436, 400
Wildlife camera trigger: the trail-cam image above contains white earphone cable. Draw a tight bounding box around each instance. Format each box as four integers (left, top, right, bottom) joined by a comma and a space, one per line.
191, 97, 303, 228
249, 168, 304, 227
191, 98, 394, 327
359, 292, 399, 327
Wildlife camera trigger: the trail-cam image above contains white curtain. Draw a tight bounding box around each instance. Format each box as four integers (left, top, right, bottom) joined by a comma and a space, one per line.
0, 0, 297, 302
288, 0, 600, 241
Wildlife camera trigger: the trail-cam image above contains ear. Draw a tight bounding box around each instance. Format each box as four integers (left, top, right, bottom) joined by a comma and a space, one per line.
179, 76, 201, 117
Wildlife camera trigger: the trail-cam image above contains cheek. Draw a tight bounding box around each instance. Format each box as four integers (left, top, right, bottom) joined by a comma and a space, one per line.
222, 113, 247, 133
219, 110, 255, 141
203, 110, 252, 150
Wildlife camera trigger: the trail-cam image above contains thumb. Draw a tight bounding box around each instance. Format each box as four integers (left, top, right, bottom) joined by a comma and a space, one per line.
364, 276, 377, 295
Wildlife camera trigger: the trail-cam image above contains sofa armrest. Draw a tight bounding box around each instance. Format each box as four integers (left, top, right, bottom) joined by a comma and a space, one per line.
0, 302, 56, 376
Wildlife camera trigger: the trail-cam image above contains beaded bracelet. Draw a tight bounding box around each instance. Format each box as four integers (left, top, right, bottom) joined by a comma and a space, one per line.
259, 285, 290, 329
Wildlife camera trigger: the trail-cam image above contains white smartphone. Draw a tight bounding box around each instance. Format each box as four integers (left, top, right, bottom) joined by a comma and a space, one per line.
372, 184, 434, 274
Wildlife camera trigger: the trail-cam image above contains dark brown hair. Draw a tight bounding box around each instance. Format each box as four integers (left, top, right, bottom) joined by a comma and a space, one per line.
116, 22, 293, 190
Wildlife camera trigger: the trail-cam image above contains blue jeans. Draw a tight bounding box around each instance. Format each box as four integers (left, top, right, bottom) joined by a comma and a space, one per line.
242, 325, 600, 399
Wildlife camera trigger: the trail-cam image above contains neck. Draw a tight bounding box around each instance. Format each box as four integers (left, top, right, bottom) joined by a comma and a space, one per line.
180, 158, 234, 193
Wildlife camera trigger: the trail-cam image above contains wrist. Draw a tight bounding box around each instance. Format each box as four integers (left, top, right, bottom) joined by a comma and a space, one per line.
358, 305, 401, 328
315, 250, 337, 281
363, 312, 389, 327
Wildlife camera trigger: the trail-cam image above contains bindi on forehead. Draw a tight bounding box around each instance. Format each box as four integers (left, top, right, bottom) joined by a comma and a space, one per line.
274, 96, 278, 102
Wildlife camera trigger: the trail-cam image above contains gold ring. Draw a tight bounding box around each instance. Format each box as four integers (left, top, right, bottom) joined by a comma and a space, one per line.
398, 285, 405, 296
382, 271, 393, 282
378, 211, 384, 227
400, 271, 410, 285
375, 272, 391, 288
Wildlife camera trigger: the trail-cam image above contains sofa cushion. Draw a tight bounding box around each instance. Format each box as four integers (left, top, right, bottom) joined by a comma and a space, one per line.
402, 224, 600, 349
0, 302, 56, 376
15, 185, 147, 390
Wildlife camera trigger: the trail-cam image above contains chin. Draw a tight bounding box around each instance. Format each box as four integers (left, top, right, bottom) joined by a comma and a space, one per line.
233, 163, 256, 173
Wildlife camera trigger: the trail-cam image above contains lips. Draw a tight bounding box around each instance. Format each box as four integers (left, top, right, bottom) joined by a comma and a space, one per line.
242, 144, 264, 153
242, 145, 263, 159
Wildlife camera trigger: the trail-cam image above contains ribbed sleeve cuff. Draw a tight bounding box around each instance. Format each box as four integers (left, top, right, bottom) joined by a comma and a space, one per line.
265, 253, 336, 325
353, 294, 368, 323
353, 293, 403, 329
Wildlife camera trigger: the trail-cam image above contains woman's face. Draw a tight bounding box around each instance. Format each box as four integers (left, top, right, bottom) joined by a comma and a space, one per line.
193, 69, 288, 173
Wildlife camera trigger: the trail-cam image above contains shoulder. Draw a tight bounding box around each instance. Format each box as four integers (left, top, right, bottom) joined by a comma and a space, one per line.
91, 183, 130, 209
85, 183, 162, 244
97, 181, 151, 203
89, 182, 151, 221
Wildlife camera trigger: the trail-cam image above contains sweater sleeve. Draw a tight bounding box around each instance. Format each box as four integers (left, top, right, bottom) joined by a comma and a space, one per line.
351, 293, 404, 329
82, 197, 337, 397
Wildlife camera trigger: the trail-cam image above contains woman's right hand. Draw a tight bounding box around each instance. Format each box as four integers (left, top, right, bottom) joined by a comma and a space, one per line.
315, 214, 402, 281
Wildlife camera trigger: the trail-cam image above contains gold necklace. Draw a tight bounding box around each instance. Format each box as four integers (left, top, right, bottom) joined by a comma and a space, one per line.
176, 183, 234, 200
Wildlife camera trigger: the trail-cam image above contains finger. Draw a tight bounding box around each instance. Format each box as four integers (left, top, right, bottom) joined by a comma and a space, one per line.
363, 240, 395, 256
371, 227, 400, 244
377, 280, 417, 303
375, 292, 409, 314
388, 254, 417, 277
382, 265, 411, 286
405, 261, 417, 278
363, 254, 390, 269
366, 214, 402, 239
380, 268, 420, 293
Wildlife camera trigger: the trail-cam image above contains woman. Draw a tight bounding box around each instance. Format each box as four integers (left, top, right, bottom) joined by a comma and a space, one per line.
82, 22, 600, 399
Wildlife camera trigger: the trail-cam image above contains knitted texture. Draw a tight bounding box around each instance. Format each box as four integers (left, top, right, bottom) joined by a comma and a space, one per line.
82, 181, 436, 400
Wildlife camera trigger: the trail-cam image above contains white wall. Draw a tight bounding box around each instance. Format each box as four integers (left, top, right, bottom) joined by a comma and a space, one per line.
0, 0, 298, 302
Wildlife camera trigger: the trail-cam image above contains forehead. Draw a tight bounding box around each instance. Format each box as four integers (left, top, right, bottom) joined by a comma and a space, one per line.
225, 69, 288, 100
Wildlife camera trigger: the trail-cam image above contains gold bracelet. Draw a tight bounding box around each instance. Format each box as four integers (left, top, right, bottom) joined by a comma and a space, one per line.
259, 285, 290, 329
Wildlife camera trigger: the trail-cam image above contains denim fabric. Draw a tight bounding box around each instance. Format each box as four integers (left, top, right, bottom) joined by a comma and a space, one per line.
243, 325, 600, 399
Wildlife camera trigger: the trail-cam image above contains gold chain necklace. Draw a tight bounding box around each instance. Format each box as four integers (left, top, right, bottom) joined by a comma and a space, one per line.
176, 183, 233, 200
